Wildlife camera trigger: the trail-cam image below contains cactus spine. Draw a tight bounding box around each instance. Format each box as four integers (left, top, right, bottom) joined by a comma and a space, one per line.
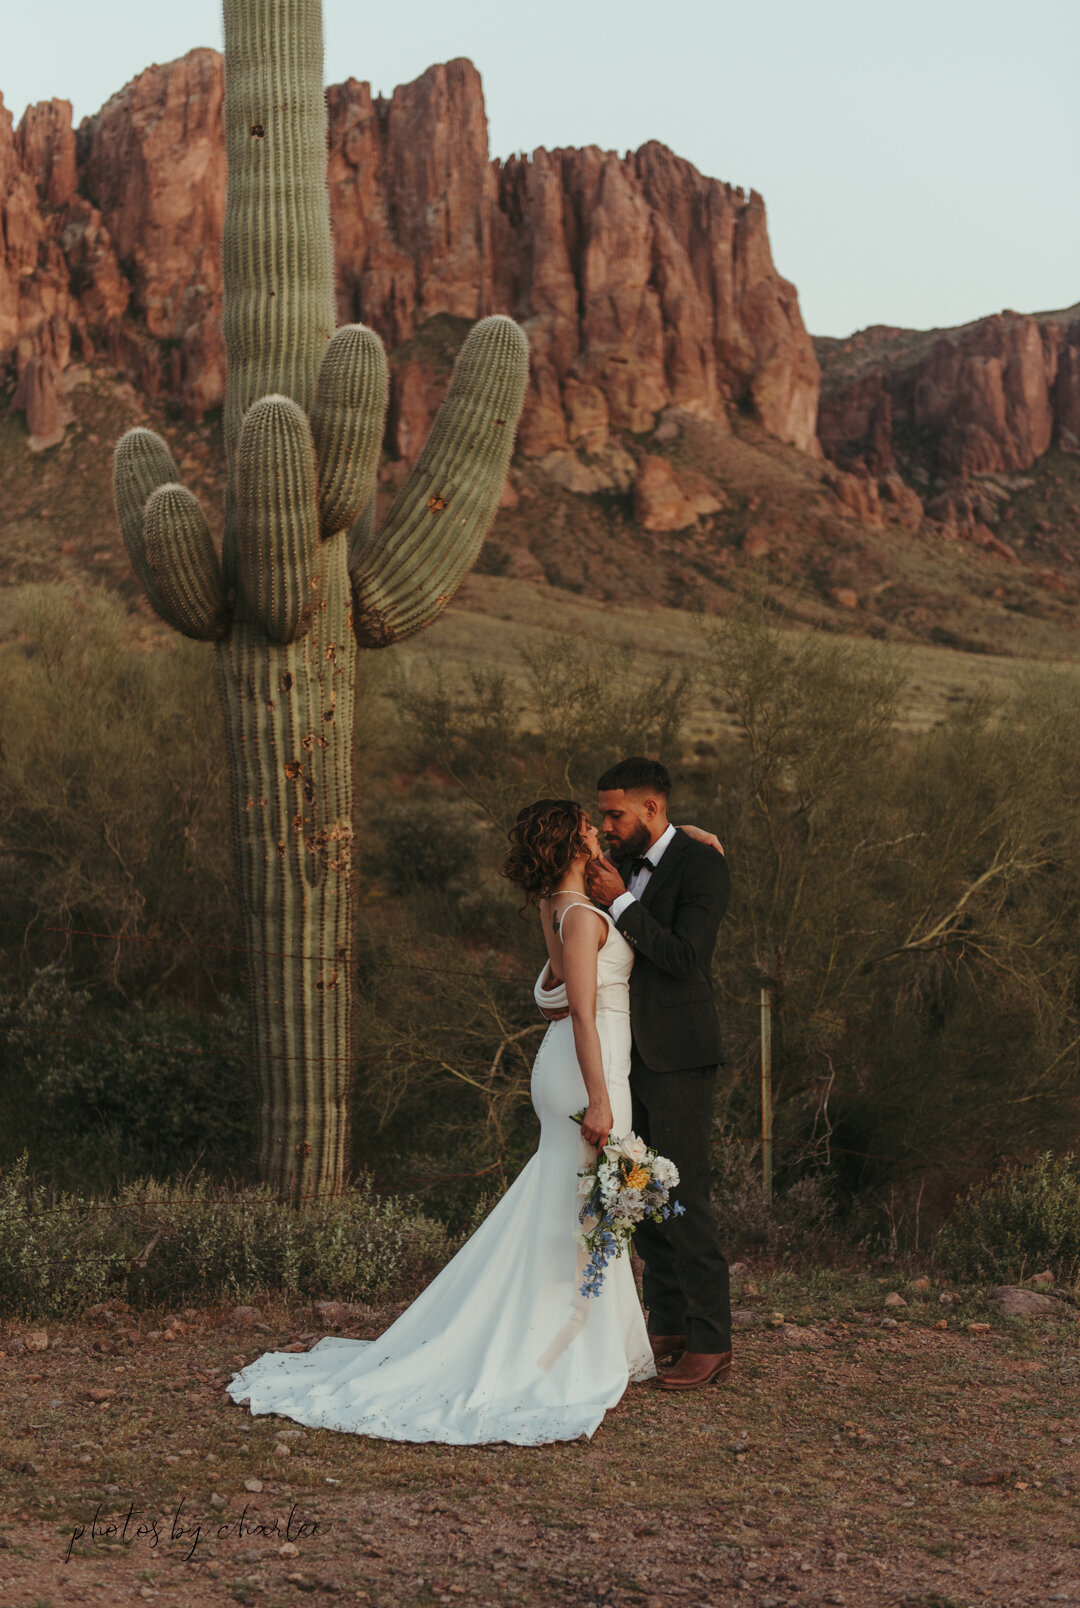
111, 0, 528, 1201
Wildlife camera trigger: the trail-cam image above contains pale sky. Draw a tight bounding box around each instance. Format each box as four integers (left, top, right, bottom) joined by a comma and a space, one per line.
2, 0, 1076, 337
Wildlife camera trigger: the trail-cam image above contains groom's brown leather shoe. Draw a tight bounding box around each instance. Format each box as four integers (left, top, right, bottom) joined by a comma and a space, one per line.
648, 1333, 686, 1367
653, 1349, 732, 1390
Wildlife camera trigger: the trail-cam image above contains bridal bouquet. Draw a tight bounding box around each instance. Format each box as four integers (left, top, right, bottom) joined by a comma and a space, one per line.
571, 1114, 683, 1298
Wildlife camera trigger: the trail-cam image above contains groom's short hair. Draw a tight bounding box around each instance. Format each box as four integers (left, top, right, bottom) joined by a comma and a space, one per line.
597, 757, 671, 799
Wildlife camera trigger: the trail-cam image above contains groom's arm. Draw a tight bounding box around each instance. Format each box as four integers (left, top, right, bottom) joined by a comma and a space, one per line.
611, 851, 729, 981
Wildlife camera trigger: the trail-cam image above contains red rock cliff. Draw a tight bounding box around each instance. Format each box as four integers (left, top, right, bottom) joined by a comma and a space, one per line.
818, 307, 1080, 480
1, 49, 821, 457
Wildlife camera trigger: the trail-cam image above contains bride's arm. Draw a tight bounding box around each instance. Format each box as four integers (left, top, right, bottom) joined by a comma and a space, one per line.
561, 907, 613, 1149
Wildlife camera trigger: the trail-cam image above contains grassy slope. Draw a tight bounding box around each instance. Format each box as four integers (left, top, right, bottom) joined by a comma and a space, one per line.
3, 344, 1080, 717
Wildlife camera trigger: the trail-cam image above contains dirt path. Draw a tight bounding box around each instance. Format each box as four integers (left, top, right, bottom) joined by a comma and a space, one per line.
1, 1298, 1077, 1608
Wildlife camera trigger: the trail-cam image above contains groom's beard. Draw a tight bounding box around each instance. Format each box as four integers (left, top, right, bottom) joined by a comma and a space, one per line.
609, 821, 651, 864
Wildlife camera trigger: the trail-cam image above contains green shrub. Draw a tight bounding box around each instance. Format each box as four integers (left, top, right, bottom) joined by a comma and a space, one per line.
0, 968, 252, 1191
0, 1155, 131, 1315
0, 585, 237, 996
5, 584, 1080, 1233
710, 1132, 839, 1260
377, 797, 480, 892
936, 1152, 1080, 1283
0, 1155, 450, 1319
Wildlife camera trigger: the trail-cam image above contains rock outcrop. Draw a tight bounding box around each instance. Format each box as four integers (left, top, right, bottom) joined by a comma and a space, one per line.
492, 140, 819, 457
78, 48, 227, 422
634, 455, 700, 532
11, 353, 64, 449
818, 308, 1080, 481
0, 89, 129, 406
1, 50, 821, 460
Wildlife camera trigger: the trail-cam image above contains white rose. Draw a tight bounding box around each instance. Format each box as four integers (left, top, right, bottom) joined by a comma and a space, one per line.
603, 1133, 648, 1167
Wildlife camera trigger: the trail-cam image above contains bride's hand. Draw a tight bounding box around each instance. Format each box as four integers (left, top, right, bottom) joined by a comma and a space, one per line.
581, 1099, 614, 1149
679, 823, 725, 855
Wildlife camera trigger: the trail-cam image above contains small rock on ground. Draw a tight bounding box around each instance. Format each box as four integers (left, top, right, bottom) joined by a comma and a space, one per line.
231, 1305, 263, 1325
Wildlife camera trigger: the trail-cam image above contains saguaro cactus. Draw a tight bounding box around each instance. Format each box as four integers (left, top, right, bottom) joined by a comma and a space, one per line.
111, 0, 529, 1201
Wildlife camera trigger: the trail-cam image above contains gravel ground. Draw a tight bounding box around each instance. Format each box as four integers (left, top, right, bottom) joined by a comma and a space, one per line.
1, 1287, 1077, 1608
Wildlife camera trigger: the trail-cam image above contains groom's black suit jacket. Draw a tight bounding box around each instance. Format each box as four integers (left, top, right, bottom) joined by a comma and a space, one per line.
612, 829, 729, 1073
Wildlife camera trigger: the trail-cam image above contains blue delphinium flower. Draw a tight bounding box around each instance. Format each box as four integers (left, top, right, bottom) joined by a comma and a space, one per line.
570, 1114, 681, 1296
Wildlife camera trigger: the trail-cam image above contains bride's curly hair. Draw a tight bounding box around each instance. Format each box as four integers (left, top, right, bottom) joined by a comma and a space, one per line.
501, 799, 589, 903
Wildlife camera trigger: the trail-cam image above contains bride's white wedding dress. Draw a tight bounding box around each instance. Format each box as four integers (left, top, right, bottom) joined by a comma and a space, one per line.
226, 902, 655, 1444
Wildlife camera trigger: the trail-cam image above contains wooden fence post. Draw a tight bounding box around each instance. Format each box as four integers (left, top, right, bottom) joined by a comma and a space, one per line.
760, 986, 773, 1202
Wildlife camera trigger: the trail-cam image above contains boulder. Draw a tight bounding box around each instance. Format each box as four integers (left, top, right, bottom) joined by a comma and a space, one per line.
678, 467, 727, 516
633, 455, 698, 532
230, 1304, 263, 1325
879, 471, 923, 530
988, 1285, 1060, 1317
540, 445, 635, 496
742, 524, 772, 559
825, 466, 882, 526
313, 1300, 369, 1327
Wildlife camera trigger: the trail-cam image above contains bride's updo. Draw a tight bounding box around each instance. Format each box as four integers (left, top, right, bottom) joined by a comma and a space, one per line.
501, 799, 589, 903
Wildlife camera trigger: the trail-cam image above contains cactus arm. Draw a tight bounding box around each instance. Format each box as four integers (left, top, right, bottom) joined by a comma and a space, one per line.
143, 484, 230, 641
114, 427, 229, 639
113, 427, 183, 617
311, 324, 389, 536
348, 315, 529, 648
234, 394, 322, 644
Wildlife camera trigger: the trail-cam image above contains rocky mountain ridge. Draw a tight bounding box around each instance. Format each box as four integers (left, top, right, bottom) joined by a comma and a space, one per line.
2, 48, 1079, 654
0, 49, 818, 465
817, 306, 1080, 552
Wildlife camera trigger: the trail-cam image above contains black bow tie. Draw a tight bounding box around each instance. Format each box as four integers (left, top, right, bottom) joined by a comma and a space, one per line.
627, 856, 652, 878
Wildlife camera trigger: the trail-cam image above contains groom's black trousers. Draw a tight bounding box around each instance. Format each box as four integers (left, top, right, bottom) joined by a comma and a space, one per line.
629, 1050, 731, 1354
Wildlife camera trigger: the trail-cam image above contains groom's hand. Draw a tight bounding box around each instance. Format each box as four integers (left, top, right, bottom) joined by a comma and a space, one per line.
585, 855, 626, 908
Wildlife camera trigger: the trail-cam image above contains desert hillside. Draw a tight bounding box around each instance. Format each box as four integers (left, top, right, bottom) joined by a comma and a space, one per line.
2, 50, 1078, 658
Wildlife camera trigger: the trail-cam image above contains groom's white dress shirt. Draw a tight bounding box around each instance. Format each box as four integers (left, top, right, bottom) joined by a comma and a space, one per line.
609, 822, 677, 922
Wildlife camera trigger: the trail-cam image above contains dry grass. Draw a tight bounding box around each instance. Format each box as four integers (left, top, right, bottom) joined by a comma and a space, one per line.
1, 1269, 1077, 1607
410, 573, 1080, 740
5, 349, 1080, 692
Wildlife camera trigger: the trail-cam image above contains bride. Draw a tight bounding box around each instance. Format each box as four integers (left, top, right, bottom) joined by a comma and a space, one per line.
226, 798, 655, 1445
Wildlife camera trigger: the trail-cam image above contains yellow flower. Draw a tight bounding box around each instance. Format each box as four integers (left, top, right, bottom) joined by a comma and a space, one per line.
624, 1165, 649, 1192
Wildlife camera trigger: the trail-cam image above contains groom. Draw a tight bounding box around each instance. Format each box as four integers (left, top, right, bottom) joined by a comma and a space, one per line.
586, 757, 732, 1390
